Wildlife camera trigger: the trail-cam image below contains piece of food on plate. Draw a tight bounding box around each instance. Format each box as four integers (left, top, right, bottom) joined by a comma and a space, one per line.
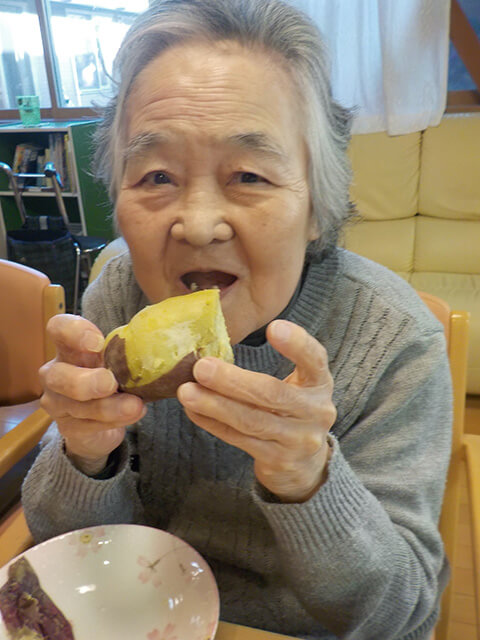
0, 556, 75, 639
103, 288, 234, 401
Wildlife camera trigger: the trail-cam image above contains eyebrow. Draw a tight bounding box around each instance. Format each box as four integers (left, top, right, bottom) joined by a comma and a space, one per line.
224, 132, 288, 163
124, 130, 288, 164
123, 132, 170, 164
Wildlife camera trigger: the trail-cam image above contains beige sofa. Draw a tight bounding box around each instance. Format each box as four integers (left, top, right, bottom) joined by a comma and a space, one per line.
342, 113, 480, 395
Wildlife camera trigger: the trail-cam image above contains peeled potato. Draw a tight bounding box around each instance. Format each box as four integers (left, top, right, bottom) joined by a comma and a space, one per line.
103, 289, 233, 401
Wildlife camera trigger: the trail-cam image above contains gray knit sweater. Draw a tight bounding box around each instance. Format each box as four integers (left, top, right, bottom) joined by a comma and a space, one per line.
22, 248, 452, 640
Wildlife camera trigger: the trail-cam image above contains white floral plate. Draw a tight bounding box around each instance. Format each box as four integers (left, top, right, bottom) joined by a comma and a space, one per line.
0, 524, 219, 640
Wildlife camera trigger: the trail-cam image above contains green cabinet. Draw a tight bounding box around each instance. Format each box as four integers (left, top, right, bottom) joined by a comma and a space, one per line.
0, 120, 114, 244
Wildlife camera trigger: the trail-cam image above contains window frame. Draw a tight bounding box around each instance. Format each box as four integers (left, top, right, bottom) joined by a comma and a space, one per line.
446, 0, 480, 113
0, 0, 479, 120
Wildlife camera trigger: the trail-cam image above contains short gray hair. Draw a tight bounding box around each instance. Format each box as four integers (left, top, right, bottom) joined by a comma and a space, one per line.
94, 0, 354, 253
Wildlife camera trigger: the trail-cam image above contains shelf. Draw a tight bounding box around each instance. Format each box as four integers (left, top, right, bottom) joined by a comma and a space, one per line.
0, 191, 77, 198
0, 120, 99, 133
0, 120, 114, 240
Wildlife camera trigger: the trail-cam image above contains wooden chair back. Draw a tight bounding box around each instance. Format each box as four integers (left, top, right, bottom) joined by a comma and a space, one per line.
0, 259, 64, 405
417, 291, 470, 640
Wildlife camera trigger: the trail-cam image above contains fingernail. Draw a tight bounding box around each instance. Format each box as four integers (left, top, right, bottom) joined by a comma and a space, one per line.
271, 321, 291, 342
82, 331, 104, 353
94, 370, 116, 395
194, 358, 215, 382
178, 382, 199, 404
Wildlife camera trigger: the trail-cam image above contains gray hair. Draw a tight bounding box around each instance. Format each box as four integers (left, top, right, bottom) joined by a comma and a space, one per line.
93, 0, 354, 254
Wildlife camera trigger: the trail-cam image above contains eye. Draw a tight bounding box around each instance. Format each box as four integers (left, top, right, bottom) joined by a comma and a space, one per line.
230, 172, 268, 185
141, 171, 172, 186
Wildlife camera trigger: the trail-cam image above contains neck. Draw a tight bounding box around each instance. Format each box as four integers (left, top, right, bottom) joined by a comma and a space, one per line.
241, 264, 308, 347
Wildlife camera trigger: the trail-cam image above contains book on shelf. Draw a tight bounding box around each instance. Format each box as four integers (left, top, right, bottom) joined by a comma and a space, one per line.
48, 133, 73, 192
9, 134, 75, 192
12, 143, 43, 188
63, 133, 76, 193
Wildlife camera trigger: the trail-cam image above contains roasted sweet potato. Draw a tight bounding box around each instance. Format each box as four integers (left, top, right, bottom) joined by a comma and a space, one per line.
103, 288, 233, 401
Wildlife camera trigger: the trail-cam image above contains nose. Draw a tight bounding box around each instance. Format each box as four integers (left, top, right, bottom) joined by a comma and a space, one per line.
171, 191, 234, 246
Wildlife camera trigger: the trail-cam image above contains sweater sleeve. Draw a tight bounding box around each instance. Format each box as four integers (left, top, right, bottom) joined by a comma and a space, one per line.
254, 328, 452, 640
22, 429, 146, 542
22, 254, 148, 543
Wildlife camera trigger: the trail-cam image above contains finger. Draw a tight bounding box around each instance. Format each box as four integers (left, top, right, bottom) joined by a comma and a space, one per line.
58, 415, 130, 436
192, 358, 310, 417
267, 320, 331, 388
47, 314, 105, 367
40, 361, 117, 401
183, 406, 322, 474
183, 405, 281, 460
42, 389, 146, 424
184, 406, 330, 502
178, 381, 308, 444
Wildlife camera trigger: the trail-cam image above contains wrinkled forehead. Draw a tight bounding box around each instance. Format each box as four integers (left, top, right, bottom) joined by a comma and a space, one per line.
126, 39, 302, 128
113, 38, 307, 190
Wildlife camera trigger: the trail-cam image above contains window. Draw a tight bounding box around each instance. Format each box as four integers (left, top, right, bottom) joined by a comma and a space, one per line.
0, 0, 148, 118
46, 0, 148, 109
448, 0, 480, 110
448, 0, 480, 91
0, 1, 51, 109
0, 0, 478, 120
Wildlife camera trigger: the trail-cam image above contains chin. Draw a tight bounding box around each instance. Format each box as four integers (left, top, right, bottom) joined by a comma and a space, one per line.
225, 315, 267, 346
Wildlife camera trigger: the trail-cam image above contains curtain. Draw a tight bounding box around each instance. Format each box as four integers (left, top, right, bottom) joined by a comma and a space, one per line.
286, 0, 451, 135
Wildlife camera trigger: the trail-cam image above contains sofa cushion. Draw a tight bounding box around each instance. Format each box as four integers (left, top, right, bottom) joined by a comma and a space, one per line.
342, 218, 414, 278
414, 217, 480, 274
410, 272, 480, 394
348, 131, 420, 220
420, 113, 480, 220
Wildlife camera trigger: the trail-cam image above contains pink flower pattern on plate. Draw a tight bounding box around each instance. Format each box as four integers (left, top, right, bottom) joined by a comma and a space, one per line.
147, 623, 178, 640
137, 543, 218, 639
68, 527, 107, 557
137, 545, 191, 588
137, 555, 164, 588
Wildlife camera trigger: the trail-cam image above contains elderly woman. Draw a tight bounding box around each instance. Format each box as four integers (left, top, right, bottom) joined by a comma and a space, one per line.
23, 1, 451, 638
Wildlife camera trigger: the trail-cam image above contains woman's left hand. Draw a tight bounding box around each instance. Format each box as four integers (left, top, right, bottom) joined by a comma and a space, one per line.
177, 319, 336, 503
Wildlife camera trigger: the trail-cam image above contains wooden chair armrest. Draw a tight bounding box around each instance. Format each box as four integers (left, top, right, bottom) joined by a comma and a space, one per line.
215, 621, 297, 639
0, 407, 52, 477
463, 433, 480, 627
0, 504, 34, 568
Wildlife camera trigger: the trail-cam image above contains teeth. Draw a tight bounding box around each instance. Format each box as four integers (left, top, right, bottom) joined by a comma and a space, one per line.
188, 282, 220, 292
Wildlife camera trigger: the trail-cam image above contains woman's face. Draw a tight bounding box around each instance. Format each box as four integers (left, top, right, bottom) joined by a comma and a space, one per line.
118, 40, 318, 344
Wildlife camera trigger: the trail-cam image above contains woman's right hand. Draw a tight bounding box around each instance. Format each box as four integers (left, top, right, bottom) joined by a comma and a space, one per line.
39, 314, 146, 475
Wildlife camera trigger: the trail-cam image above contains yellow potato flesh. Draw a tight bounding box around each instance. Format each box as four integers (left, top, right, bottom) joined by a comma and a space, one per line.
104, 288, 233, 389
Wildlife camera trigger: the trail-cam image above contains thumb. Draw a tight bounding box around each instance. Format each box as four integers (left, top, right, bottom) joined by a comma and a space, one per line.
267, 320, 329, 388
47, 313, 105, 368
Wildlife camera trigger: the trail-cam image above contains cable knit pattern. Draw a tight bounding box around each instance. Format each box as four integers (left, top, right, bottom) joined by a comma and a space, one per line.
22, 248, 452, 640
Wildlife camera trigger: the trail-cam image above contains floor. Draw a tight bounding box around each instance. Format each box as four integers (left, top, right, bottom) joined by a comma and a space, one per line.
450, 395, 480, 639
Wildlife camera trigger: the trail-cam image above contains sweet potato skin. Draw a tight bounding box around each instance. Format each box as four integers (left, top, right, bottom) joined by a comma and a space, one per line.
104, 334, 198, 401
103, 289, 233, 402
103, 335, 130, 386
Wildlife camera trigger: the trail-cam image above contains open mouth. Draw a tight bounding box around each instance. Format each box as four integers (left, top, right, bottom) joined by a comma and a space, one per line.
181, 271, 237, 292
